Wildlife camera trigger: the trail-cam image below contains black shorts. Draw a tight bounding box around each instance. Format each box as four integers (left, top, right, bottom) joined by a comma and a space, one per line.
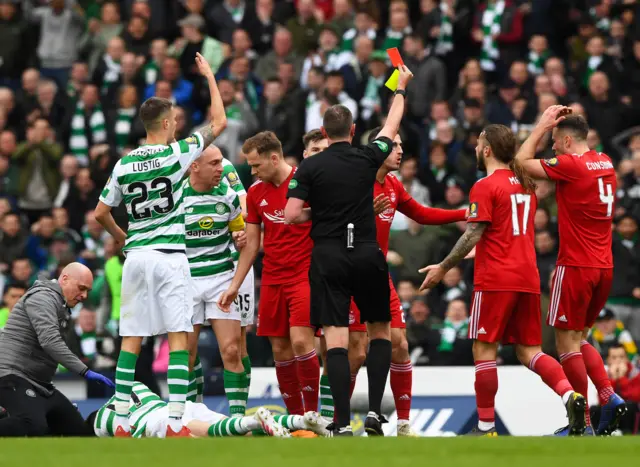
309, 241, 391, 327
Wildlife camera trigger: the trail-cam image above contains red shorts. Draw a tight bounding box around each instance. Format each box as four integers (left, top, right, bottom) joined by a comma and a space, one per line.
469, 291, 541, 346
257, 280, 312, 337
547, 266, 613, 331
349, 276, 405, 333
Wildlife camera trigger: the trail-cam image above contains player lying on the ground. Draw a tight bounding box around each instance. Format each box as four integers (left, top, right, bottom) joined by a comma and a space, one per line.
87, 381, 329, 438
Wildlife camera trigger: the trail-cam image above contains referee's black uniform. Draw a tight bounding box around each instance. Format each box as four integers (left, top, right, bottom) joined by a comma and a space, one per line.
287, 131, 394, 434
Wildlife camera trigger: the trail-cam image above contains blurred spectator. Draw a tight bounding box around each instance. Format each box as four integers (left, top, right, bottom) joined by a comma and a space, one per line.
52, 206, 81, 249
359, 50, 388, 125
388, 219, 443, 285
92, 36, 125, 99
0, 282, 27, 331
527, 34, 550, 76
391, 157, 430, 231
578, 34, 621, 92
53, 154, 79, 207
62, 167, 100, 233
379, 0, 412, 50
67, 84, 107, 166
142, 38, 168, 87
286, 0, 322, 57
84, 0, 124, 74
207, 0, 252, 45
0, 146, 18, 198
255, 28, 303, 83
426, 265, 470, 319
120, 13, 151, 61
341, 9, 376, 53
534, 229, 557, 296
0, 212, 27, 273
80, 210, 108, 270
25, 0, 86, 88
66, 61, 90, 104
17, 69, 40, 119
257, 78, 299, 156
8, 257, 35, 286
306, 71, 357, 132
170, 14, 228, 82
109, 85, 139, 152
607, 344, 640, 406
486, 78, 519, 126
406, 297, 442, 359
33, 80, 68, 137
435, 298, 471, 360
300, 26, 354, 91
419, 141, 456, 206
144, 57, 193, 107
13, 118, 62, 224
590, 308, 638, 364
404, 33, 447, 122
607, 214, 640, 340
0, 0, 31, 87
330, 0, 353, 37
213, 79, 258, 163
241, 0, 276, 56
396, 279, 417, 313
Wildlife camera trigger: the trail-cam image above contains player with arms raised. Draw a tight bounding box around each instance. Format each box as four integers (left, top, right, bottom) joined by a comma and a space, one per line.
420, 123, 587, 436
94, 53, 227, 437
515, 107, 626, 435
218, 132, 320, 418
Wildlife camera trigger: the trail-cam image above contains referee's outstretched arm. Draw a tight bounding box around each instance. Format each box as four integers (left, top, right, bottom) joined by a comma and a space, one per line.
375, 65, 414, 142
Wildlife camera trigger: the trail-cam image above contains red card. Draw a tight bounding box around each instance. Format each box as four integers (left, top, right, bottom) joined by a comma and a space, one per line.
387, 48, 404, 67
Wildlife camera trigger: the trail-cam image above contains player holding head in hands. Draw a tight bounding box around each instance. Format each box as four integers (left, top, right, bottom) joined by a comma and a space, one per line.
94, 52, 227, 438
514, 106, 626, 435
419, 124, 587, 436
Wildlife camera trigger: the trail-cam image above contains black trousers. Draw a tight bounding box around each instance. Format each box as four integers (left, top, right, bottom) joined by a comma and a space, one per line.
0, 375, 93, 437
309, 241, 391, 327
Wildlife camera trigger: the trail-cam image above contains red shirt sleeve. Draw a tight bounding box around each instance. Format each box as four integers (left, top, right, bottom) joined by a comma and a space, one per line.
496, 9, 523, 44
614, 373, 640, 402
467, 180, 493, 224
540, 154, 580, 182
246, 187, 261, 224
398, 198, 467, 225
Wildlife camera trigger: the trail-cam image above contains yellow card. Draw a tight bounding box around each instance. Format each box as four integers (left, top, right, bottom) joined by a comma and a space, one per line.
385, 70, 400, 91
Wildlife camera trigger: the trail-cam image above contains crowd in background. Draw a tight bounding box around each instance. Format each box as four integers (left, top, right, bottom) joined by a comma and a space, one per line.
1, 0, 640, 404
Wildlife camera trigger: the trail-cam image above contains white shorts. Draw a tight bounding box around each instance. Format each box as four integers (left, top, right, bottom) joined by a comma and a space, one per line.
235, 266, 255, 327
192, 271, 239, 325
120, 250, 193, 336
144, 402, 226, 438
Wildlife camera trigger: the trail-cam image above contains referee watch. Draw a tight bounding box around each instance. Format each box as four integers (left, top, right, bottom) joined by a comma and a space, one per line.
394, 89, 407, 98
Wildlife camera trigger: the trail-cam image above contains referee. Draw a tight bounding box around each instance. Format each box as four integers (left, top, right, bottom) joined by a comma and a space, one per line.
0, 263, 114, 437
285, 65, 414, 436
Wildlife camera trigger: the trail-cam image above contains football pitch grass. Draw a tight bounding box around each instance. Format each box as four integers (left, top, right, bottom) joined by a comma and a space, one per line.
1, 437, 638, 467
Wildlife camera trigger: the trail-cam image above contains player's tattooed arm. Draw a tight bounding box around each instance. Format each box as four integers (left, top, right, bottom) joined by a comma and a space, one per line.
195, 123, 217, 149
440, 222, 487, 271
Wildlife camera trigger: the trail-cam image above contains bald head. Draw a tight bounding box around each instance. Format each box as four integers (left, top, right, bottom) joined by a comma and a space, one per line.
190, 145, 224, 189
59, 262, 93, 306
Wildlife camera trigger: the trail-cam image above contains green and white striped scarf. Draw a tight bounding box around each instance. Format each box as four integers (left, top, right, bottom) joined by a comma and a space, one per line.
82, 226, 106, 260
381, 26, 412, 51
114, 107, 136, 152
438, 318, 469, 352
75, 324, 97, 360
480, 0, 505, 72
101, 54, 121, 96
584, 55, 603, 88
69, 101, 107, 166
361, 75, 384, 121
435, 2, 454, 56
527, 50, 550, 75
143, 60, 160, 86
341, 27, 377, 52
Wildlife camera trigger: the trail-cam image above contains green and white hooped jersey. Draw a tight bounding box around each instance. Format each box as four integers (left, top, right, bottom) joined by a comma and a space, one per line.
94, 382, 166, 438
221, 158, 246, 262
99, 132, 205, 252
184, 180, 244, 279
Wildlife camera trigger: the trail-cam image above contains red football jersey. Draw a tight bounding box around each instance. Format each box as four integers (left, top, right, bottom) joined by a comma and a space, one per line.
467, 169, 540, 293
375, 175, 412, 254
540, 151, 615, 268
246, 168, 313, 285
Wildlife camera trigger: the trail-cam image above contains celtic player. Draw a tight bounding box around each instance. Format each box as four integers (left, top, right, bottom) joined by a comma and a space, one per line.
94, 53, 227, 437
184, 145, 249, 416
189, 153, 256, 404
88, 381, 291, 438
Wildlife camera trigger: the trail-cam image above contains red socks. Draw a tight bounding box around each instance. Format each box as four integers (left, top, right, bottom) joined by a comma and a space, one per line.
275, 359, 304, 415
560, 351, 590, 425
296, 349, 320, 412
528, 352, 573, 396
390, 361, 413, 421
580, 340, 614, 405
474, 360, 498, 424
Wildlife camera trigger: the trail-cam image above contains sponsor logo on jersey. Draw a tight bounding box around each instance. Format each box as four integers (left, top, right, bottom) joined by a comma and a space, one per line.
187, 229, 222, 238
544, 157, 558, 167
288, 179, 298, 189
215, 203, 226, 214
227, 171, 240, 186
263, 210, 286, 223
198, 216, 214, 229
373, 140, 388, 152
468, 202, 478, 218
390, 192, 396, 203
185, 135, 198, 145
260, 199, 268, 207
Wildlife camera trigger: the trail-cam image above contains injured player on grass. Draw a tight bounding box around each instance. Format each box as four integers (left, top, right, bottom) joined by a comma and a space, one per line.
86, 381, 329, 438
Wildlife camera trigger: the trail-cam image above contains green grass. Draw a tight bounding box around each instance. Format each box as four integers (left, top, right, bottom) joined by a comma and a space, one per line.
1, 437, 639, 467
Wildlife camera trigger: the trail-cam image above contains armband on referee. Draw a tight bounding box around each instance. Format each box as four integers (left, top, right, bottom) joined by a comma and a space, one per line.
394, 89, 407, 98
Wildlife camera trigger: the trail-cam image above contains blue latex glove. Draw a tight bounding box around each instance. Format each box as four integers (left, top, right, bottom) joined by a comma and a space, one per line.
85, 370, 115, 388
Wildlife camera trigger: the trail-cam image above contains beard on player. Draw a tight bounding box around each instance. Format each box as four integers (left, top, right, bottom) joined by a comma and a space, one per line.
475, 141, 487, 172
